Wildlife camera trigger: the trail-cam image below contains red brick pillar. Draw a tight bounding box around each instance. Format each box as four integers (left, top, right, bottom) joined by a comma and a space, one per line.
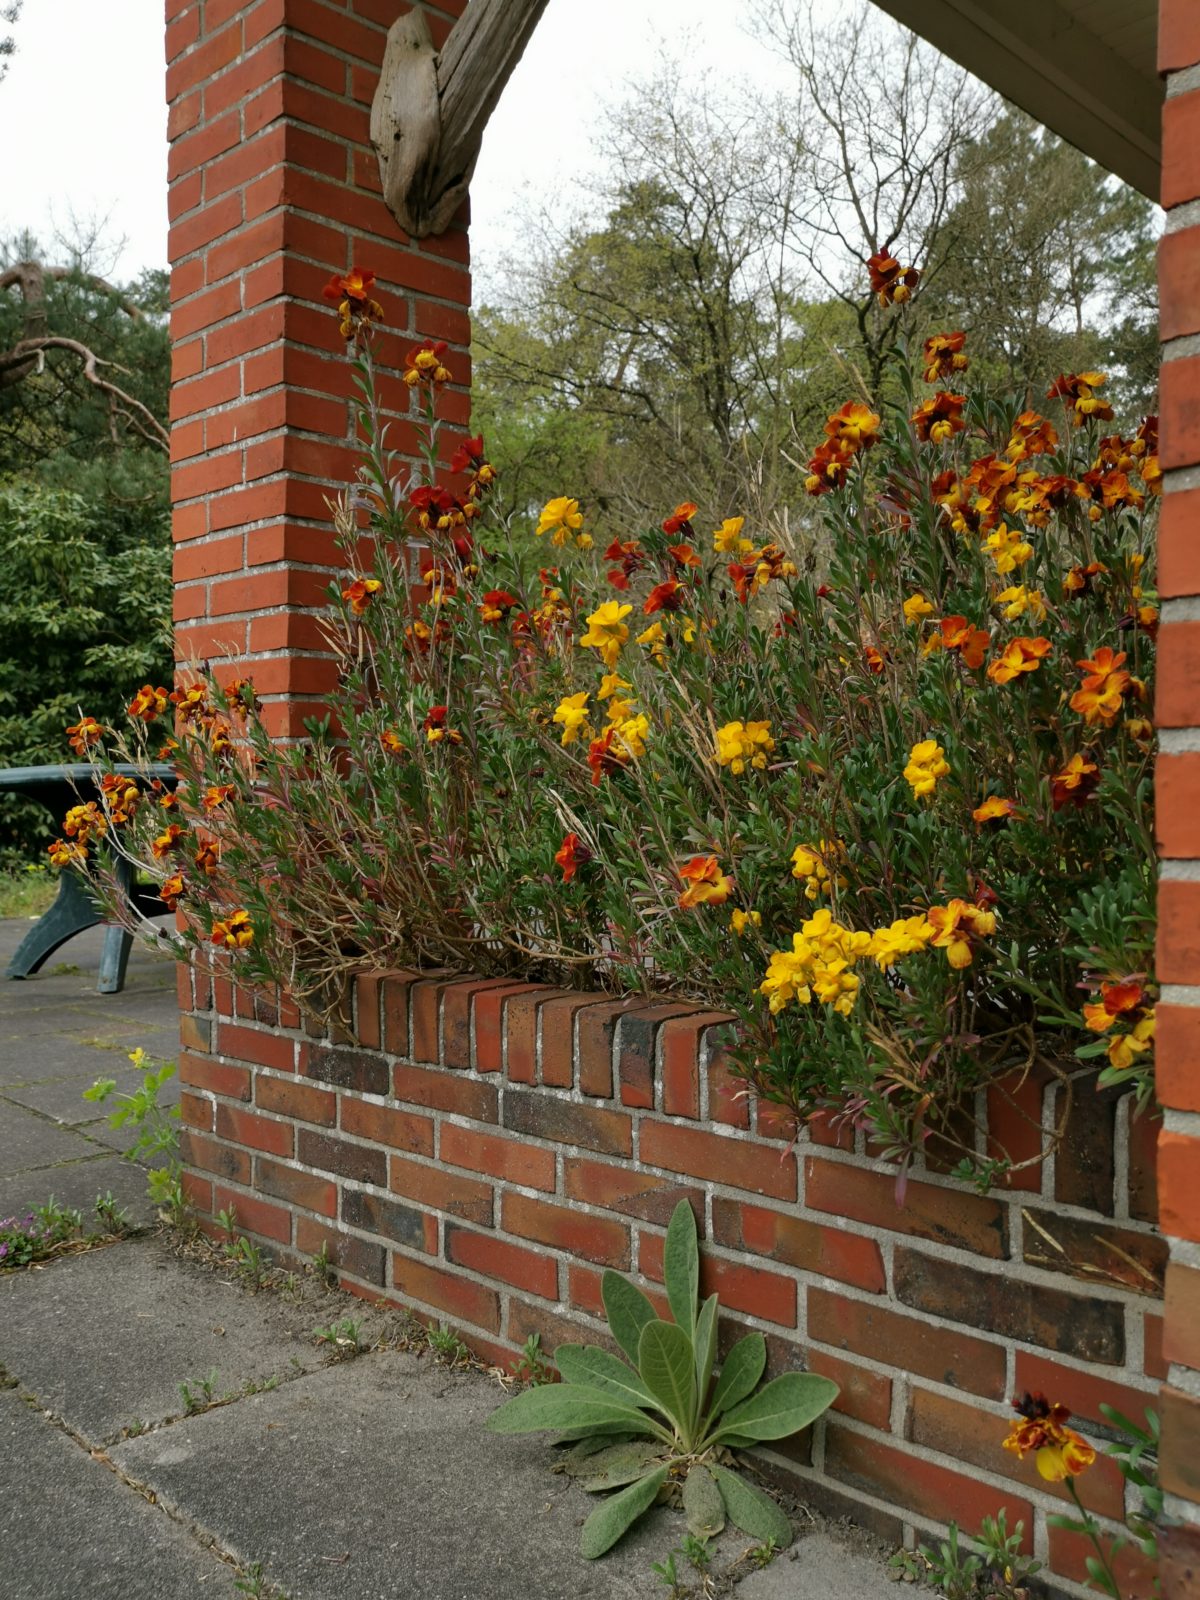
1155, 3, 1200, 1591
165, 0, 471, 735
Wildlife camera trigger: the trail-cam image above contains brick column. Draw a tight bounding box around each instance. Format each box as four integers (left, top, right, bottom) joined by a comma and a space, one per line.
165, 0, 471, 736
1155, 3, 1200, 1591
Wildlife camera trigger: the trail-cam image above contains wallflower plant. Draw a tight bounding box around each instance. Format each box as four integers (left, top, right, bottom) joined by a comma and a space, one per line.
62, 258, 1157, 1187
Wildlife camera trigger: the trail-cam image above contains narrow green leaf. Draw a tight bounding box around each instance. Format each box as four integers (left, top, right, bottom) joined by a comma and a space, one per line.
579, 1466, 669, 1559
704, 1333, 766, 1430
637, 1320, 696, 1439
709, 1464, 792, 1548
692, 1293, 718, 1429
682, 1463, 725, 1539
710, 1372, 838, 1445
664, 1199, 699, 1337
602, 1269, 659, 1366
485, 1382, 657, 1437
555, 1345, 660, 1413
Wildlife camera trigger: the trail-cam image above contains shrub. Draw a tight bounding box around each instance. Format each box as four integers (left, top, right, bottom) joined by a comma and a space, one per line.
65, 261, 1157, 1185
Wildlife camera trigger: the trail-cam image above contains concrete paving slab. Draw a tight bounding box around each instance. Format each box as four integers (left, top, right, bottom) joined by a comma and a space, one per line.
0, 1104, 105, 1172
0, 1154, 154, 1227
732, 1532, 897, 1599
0, 1389, 232, 1600
113, 1351, 677, 1600
2, 1075, 117, 1125
0, 1238, 322, 1444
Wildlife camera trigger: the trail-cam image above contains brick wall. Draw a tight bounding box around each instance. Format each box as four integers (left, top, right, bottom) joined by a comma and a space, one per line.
166, 0, 471, 736
178, 964, 1164, 1595
1156, 3, 1200, 1592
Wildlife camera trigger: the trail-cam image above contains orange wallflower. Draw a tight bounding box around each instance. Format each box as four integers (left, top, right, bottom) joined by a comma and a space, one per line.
402, 337, 451, 386
479, 589, 518, 624
1083, 979, 1147, 1033
151, 823, 186, 859
1047, 371, 1113, 427
678, 856, 734, 908
973, 796, 1019, 827
661, 502, 698, 536
554, 832, 590, 884
159, 873, 186, 910
1004, 1393, 1095, 1482
423, 705, 462, 745
100, 774, 140, 825
823, 401, 881, 451
938, 615, 990, 669
804, 439, 853, 495
127, 685, 169, 722
323, 265, 385, 339
1006, 411, 1058, 461
867, 250, 919, 305
1050, 753, 1100, 810
926, 899, 996, 968
922, 332, 968, 384
911, 392, 966, 444
201, 784, 234, 811
48, 837, 88, 867
210, 910, 254, 950
1070, 647, 1131, 727
342, 576, 382, 615
644, 580, 685, 615
987, 635, 1052, 684
65, 716, 104, 755
193, 838, 220, 879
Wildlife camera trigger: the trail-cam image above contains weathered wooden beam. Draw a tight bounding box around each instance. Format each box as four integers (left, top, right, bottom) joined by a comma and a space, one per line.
370, 0, 551, 239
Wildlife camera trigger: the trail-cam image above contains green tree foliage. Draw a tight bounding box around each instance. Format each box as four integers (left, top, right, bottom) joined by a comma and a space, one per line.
0, 484, 171, 863
475, 2, 1159, 533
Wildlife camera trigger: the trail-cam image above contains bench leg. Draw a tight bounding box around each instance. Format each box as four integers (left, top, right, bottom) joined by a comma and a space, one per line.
95, 856, 135, 995
4, 868, 101, 979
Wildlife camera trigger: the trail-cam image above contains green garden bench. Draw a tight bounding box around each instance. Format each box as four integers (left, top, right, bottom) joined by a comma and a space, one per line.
0, 764, 175, 994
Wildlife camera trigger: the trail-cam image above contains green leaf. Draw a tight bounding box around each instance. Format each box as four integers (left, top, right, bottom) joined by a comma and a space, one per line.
710, 1372, 838, 1445
602, 1269, 659, 1366
579, 1466, 668, 1559
709, 1464, 792, 1548
555, 1345, 659, 1413
637, 1320, 696, 1439
664, 1199, 699, 1337
705, 1333, 766, 1428
682, 1463, 725, 1539
580, 1442, 665, 1492
82, 1079, 115, 1103
485, 1383, 660, 1438
692, 1293, 718, 1427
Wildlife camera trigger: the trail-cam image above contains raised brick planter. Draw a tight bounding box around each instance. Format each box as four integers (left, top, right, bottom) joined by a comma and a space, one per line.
178, 962, 1164, 1590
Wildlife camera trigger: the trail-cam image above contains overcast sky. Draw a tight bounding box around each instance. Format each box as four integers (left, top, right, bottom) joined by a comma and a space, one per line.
0, 0, 806, 284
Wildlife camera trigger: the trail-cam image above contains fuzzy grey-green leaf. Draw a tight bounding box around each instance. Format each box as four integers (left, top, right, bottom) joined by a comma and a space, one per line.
705, 1332, 766, 1428
579, 1466, 669, 1559
710, 1372, 839, 1445
709, 1464, 792, 1547
485, 1382, 656, 1436
581, 1441, 665, 1492
555, 1344, 660, 1413
682, 1463, 726, 1539
602, 1269, 659, 1366
664, 1199, 699, 1337
637, 1319, 696, 1438
692, 1293, 718, 1424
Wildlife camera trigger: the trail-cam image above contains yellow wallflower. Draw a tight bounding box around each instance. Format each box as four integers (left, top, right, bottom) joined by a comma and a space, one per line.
730, 909, 762, 934
903, 592, 934, 624
597, 672, 631, 701
536, 496, 584, 546
552, 691, 592, 746
713, 516, 753, 555
637, 620, 667, 664
904, 739, 950, 799
791, 839, 847, 901
580, 601, 632, 669
612, 713, 649, 760
868, 916, 935, 969
715, 720, 775, 776
982, 525, 1034, 574
994, 584, 1047, 621
760, 909, 872, 1016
